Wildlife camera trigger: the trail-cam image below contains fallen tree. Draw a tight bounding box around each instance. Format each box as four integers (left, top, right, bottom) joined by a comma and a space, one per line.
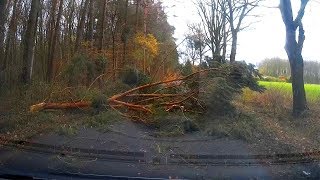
30, 102, 92, 112
30, 62, 264, 124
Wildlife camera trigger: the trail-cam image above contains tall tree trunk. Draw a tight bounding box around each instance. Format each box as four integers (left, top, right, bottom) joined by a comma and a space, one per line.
230, 32, 237, 63
4, 0, 19, 85
67, 0, 75, 56
122, 0, 129, 66
37, 0, 46, 80
280, 0, 309, 116
46, 0, 57, 81
21, 0, 40, 84
286, 26, 307, 116
3, 0, 18, 74
75, 0, 90, 52
112, 30, 116, 80
0, 0, 7, 71
135, 0, 140, 33
143, 2, 148, 74
97, 0, 107, 50
47, 0, 63, 82
86, 0, 94, 42
222, 12, 227, 63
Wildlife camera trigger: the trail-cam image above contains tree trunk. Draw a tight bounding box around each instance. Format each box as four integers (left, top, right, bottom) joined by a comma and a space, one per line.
135, 0, 140, 33
75, 0, 90, 52
0, 0, 7, 71
47, 0, 63, 82
4, 0, 19, 72
290, 59, 307, 116
286, 29, 307, 116
122, 0, 129, 66
21, 0, 40, 84
222, 12, 227, 63
112, 31, 116, 80
86, 0, 94, 42
67, 0, 75, 56
280, 0, 309, 117
230, 32, 237, 63
97, 0, 107, 50
46, 0, 57, 81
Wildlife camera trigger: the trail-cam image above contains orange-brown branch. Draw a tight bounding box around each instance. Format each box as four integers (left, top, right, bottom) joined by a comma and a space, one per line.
30, 102, 92, 113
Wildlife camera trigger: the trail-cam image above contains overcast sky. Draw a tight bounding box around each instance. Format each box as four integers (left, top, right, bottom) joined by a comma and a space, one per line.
162, 0, 320, 65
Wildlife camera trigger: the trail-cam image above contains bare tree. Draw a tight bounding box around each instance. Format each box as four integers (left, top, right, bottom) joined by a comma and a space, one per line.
197, 0, 229, 63
280, 0, 309, 116
21, 0, 40, 83
184, 23, 207, 65
225, 0, 261, 62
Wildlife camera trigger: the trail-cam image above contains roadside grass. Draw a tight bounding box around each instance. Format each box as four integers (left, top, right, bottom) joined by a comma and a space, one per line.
151, 110, 200, 137
235, 82, 320, 153
83, 110, 123, 132
0, 82, 121, 140
202, 80, 320, 153
203, 113, 265, 142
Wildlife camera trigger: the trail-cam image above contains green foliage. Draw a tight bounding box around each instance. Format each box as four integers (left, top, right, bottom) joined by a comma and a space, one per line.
205, 56, 223, 68
94, 55, 108, 74
224, 62, 265, 92
200, 62, 265, 116
120, 67, 151, 87
150, 108, 200, 137
121, 68, 139, 86
63, 55, 91, 85
104, 80, 131, 97
63, 54, 107, 86
181, 60, 193, 76
21, 81, 53, 105
85, 110, 123, 129
57, 124, 79, 136
92, 94, 108, 112
205, 114, 262, 142
74, 87, 102, 101
201, 77, 238, 116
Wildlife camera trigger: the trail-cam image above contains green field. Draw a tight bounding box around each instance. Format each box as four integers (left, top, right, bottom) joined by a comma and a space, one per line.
259, 81, 320, 101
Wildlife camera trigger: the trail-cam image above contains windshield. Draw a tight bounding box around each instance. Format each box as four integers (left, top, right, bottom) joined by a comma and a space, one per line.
1, 0, 320, 179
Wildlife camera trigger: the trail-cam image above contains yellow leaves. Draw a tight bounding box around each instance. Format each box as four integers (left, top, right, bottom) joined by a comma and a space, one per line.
134, 33, 159, 58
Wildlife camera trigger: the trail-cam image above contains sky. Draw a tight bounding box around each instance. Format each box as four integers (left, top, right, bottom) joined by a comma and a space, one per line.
162, 0, 320, 65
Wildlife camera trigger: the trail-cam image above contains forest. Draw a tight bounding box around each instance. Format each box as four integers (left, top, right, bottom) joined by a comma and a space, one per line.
0, 0, 179, 86
0, 0, 320, 157
259, 58, 320, 84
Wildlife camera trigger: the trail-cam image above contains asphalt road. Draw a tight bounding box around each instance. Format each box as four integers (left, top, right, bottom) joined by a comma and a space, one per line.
0, 121, 319, 179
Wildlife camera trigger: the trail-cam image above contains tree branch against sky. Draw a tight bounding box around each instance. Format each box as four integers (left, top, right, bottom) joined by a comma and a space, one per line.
225, 0, 262, 63
163, 0, 320, 64
196, 0, 230, 63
